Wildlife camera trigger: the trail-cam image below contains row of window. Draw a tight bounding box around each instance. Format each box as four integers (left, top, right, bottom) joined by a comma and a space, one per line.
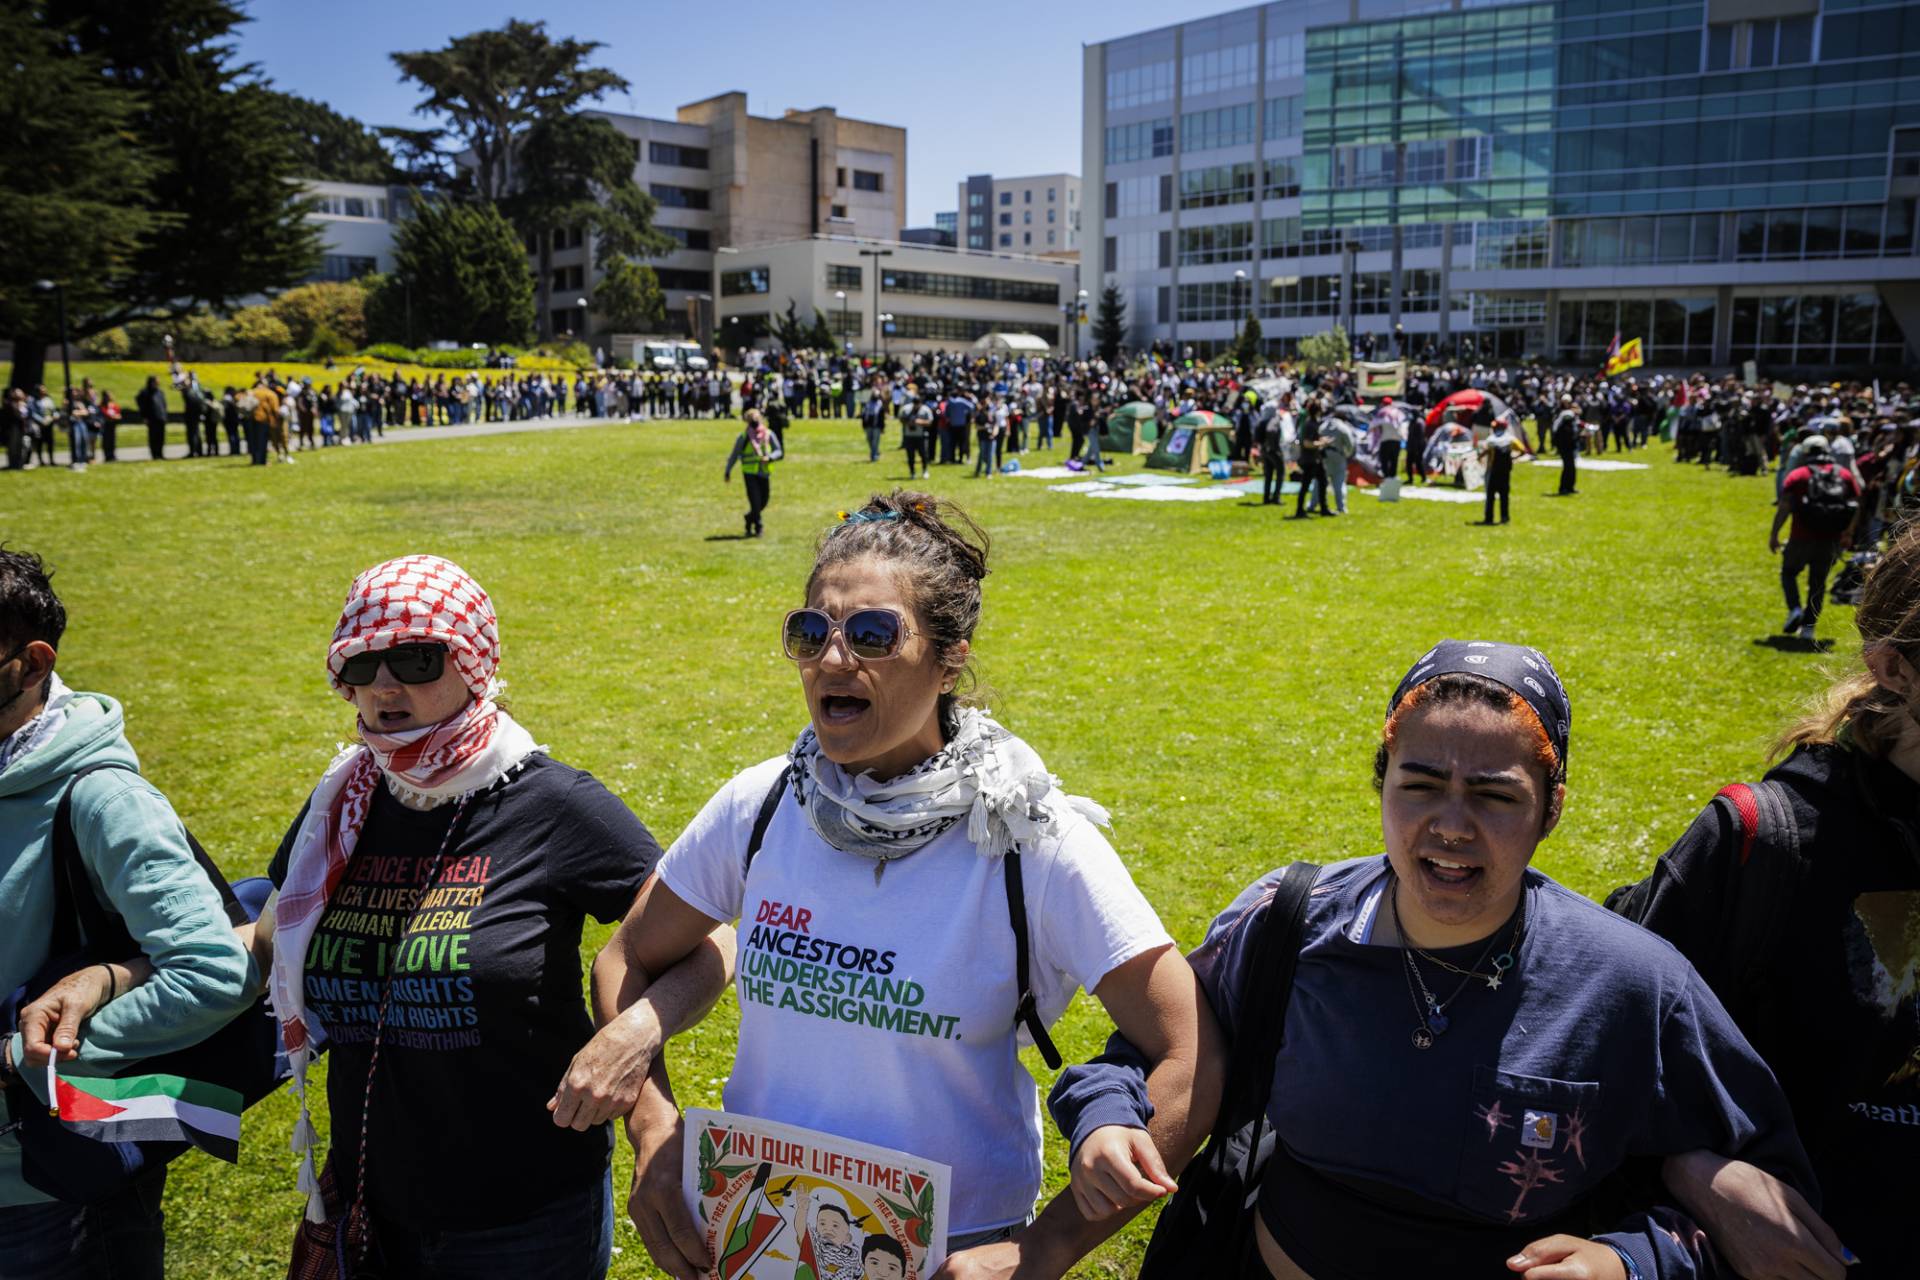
648, 141, 709, 170
312, 254, 377, 282
1106, 118, 1175, 165
1183, 103, 1256, 154
827, 265, 862, 290
997, 209, 1060, 225
1555, 214, 1724, 268
996, 187, 1064, 204
1113, 217, 1463, 271
881, 270, 1059, 306
1106, 97, 1305, 165
311, 195, 389, 220
721, 268, 769, 296
1557, 297, 1719, 365
551, 265, 585, 292
995, 231, 1062, 248
1704, 17, 1816, 72
655, 268, 708, 292
1329, 136, 1490, 190
1556, 110, 1896, 178
1728, 293, 1909, 365
651, 183, 708, 210
887, 316, 1061, 344
1174, 269, 1452, 323
1104, 31, 1306, 110
660, 226, 712, 252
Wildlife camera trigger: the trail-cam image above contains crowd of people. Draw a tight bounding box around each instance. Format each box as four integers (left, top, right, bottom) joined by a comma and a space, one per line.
4, 452, 1918, 1277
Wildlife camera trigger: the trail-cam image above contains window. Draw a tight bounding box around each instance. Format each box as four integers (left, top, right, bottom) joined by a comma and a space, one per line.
836, 167, 847, 187
999, 212, 1012, 226
1183, 42, 1258, 95
831, 204, 848, 218
1024, 232, 1032, 245
889, 315, 1060, 344
1179, 280, 1259, 323
1182, 104, 1256, 154
1266, 30, 1305, 80
720, 267, 770, 296
1000, 191, 1012, 206
826, 309, 859, 338
1048, 231, 1056, 244
827, 264, 862, 290
1255, 274, 1342, 320
1706, 16, 1815, 71
660, 226, 712, 251
648, 141, 709, 169
968, 213, 984, 228
1179, 222, 1255, 265
1110, 175, 1160, 218
650, 183, 708, 210
881, 269, 1059, 305
316, 254, 377, 282
1111, 231, 1156, 272
1262, 216, 1303, 258
1106, 58, 1174, 109
1473, 219, 1550, 270
969, 193, 984, 207
552, 264, 584, 291
1181, 163, 1256, 209
1048, 187, 1057, 202
1048, 209, 1056, 223
1263, 157, 1300, 200
853, 170, 883, 192
1263, 95, 1303, 141
1024, 189, 1032, 203
1023, 211, 1032, 224
1105, 119, 1175, 165
999, 234, 1012, 246
653, 268, 708, 291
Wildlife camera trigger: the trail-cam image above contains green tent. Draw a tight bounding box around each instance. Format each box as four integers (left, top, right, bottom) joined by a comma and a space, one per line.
1100, 402, 1161, 455
1145, 411, 1234, 474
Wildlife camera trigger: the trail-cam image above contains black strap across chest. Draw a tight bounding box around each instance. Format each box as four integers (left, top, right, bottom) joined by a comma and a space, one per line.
743, 772, 1063, 1070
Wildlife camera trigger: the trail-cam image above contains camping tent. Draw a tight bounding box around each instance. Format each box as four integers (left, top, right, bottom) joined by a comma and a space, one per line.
1146, 411, 1234, 474
1101, 402, 1162, 455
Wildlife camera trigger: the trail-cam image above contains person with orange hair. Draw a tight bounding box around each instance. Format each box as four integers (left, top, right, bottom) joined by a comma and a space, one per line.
1050, 640, 1826, 1280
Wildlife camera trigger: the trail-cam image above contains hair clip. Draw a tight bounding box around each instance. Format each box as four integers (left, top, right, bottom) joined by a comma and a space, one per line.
837, 510, 902, 525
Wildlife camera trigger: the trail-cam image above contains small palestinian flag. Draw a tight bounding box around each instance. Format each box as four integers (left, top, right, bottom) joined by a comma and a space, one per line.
719, 1162, 789, 1279
53, 1072, 243, 1163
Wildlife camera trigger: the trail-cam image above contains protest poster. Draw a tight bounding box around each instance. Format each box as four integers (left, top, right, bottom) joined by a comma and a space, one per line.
683, 1108, 952, 1280
1356, 360, 1406, 397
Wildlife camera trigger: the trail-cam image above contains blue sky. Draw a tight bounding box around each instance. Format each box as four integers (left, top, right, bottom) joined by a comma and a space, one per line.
233, 0, 1213, 225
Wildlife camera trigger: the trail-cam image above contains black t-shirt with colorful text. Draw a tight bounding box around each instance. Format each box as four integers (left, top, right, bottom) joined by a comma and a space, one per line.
269, 755, 658, 1227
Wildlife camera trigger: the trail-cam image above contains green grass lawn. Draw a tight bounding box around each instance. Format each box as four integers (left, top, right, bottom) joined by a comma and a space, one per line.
0, 417, 1847, 1278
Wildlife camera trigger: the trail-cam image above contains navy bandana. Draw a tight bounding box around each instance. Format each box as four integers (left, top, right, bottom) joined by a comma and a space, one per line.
1389, 640, 1572, 765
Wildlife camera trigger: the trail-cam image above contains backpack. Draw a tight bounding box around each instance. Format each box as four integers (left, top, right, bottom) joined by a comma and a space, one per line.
1136, 862, 1319, 1278
741, 773, 1061, 1069
1799, 463, 1858, 535
1, 763, 288, 1203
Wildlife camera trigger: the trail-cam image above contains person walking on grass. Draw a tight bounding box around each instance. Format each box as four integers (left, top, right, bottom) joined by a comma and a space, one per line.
1772, 434, 1862, 643
135, 376, 167, 462
1293, 400, 1331, 518
861, 384, 888, 463
725, 409, 782, 539
1552, 396, 1581, 496
1261, 392, 1295, 506
903, 397, 933, 480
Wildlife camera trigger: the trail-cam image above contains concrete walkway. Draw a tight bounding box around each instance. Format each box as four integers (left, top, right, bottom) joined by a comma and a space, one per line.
23, 410, 736, 468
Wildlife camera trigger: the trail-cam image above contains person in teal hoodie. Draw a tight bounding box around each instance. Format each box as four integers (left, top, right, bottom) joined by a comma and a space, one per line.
0, 548, 253, 1280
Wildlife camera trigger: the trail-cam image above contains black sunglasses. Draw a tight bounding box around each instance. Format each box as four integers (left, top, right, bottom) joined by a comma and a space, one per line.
782, 608, 912, 662
337, 644, 448, 687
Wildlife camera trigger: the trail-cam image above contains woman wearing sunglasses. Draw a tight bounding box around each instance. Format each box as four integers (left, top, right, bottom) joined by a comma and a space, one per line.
240, 555, 730, 1280
559, 491, 1214, 1280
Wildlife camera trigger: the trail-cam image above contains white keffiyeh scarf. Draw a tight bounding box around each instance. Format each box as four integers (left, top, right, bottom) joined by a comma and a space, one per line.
789, 706, 1109, 879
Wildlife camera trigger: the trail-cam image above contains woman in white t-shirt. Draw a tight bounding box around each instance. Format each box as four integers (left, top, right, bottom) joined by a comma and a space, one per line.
556, 490, 1213, 1280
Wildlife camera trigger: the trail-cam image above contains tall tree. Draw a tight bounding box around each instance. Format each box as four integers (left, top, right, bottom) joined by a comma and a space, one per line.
1233, 311, 1264, 370
391, 21, 628, 202
3, 0, 322, 390
0, 0, 159, 390
505, 113, 674, 338
593, 257, 666, 334
391, 199, 534, 345
1093, 283, 1128, 364
265, 90, 394, 183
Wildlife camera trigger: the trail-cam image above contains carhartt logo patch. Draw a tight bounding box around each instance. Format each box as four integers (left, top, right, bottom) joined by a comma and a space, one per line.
1521, 1109, 1558, 1149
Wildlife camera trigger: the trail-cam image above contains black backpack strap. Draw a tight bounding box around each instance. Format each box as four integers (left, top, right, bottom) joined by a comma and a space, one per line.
1211, 861, 1319, 1153
54, 763, 245, 957
1002, 847, 1062, 1071
1714, 779, 1806, 995
741, 771, 790, 876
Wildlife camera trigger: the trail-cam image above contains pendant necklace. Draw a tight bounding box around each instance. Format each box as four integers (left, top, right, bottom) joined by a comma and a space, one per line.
1391, 875, 1521, 1050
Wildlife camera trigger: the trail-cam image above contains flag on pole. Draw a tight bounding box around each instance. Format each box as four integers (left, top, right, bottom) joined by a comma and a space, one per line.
51, 1071, 243, 1163
1604, 337, 1645, 377
719, 1162, 791, 1280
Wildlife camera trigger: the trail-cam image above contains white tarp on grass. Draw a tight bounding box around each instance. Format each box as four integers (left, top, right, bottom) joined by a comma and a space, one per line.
1529, 458, 1650, 472
1365, 484, 1484, 504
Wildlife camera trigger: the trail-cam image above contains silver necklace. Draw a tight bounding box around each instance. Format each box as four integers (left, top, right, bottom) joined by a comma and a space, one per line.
1391, 876, 1523, 1050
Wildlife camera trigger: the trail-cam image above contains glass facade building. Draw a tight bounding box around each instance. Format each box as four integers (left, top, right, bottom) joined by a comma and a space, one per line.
1084, 0, 1920, 370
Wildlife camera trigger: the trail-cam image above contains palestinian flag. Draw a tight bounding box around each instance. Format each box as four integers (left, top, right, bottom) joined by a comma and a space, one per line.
718, 1162, 789, 1279
53, 1072, 242, 1163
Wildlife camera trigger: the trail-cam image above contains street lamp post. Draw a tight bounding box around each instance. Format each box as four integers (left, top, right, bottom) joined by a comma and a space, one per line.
835, 289, 849, 355
857, 248, 893, 360
1076, 288, 1088, 361
1233, 270, 1249, 361
878, 313, 893, 362
31, 280, 71, 409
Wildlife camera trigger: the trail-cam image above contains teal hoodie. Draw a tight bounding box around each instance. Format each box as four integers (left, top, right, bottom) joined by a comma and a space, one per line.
0, 691, 252, 1205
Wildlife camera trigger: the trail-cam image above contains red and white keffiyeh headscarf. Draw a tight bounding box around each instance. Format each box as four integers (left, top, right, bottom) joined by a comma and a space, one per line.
271, 555, 540, 1222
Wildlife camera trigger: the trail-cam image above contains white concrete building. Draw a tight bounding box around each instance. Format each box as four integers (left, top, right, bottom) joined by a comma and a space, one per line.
712, 235, 1082, 358
957, 173, 1081, 258
304, 180, 407, 281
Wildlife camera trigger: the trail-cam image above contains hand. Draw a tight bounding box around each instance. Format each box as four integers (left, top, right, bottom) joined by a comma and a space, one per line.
626, 1101, 709, 1280
929, 1241, 1023, 1280
1506, 1235, 1626, 1280
548, 1007, 661, 1130
1769, 535, 1783, 554
1068, 1125, 1177, 1221
19, 964, 118, 1068
1661, 1151, 1849, 1280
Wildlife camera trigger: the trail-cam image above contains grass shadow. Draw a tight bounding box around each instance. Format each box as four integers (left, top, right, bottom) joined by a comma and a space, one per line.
1753, 635, 1836, 654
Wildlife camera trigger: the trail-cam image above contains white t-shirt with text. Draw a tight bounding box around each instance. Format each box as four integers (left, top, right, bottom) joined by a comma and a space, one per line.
658, 755, 1171, 1234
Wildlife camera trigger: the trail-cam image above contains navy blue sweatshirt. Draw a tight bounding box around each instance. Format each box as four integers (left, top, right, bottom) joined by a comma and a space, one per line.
1050, 857, 1817, 1279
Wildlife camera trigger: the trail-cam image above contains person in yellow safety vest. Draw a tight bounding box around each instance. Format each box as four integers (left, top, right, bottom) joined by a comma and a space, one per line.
724, 408, 783, 538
